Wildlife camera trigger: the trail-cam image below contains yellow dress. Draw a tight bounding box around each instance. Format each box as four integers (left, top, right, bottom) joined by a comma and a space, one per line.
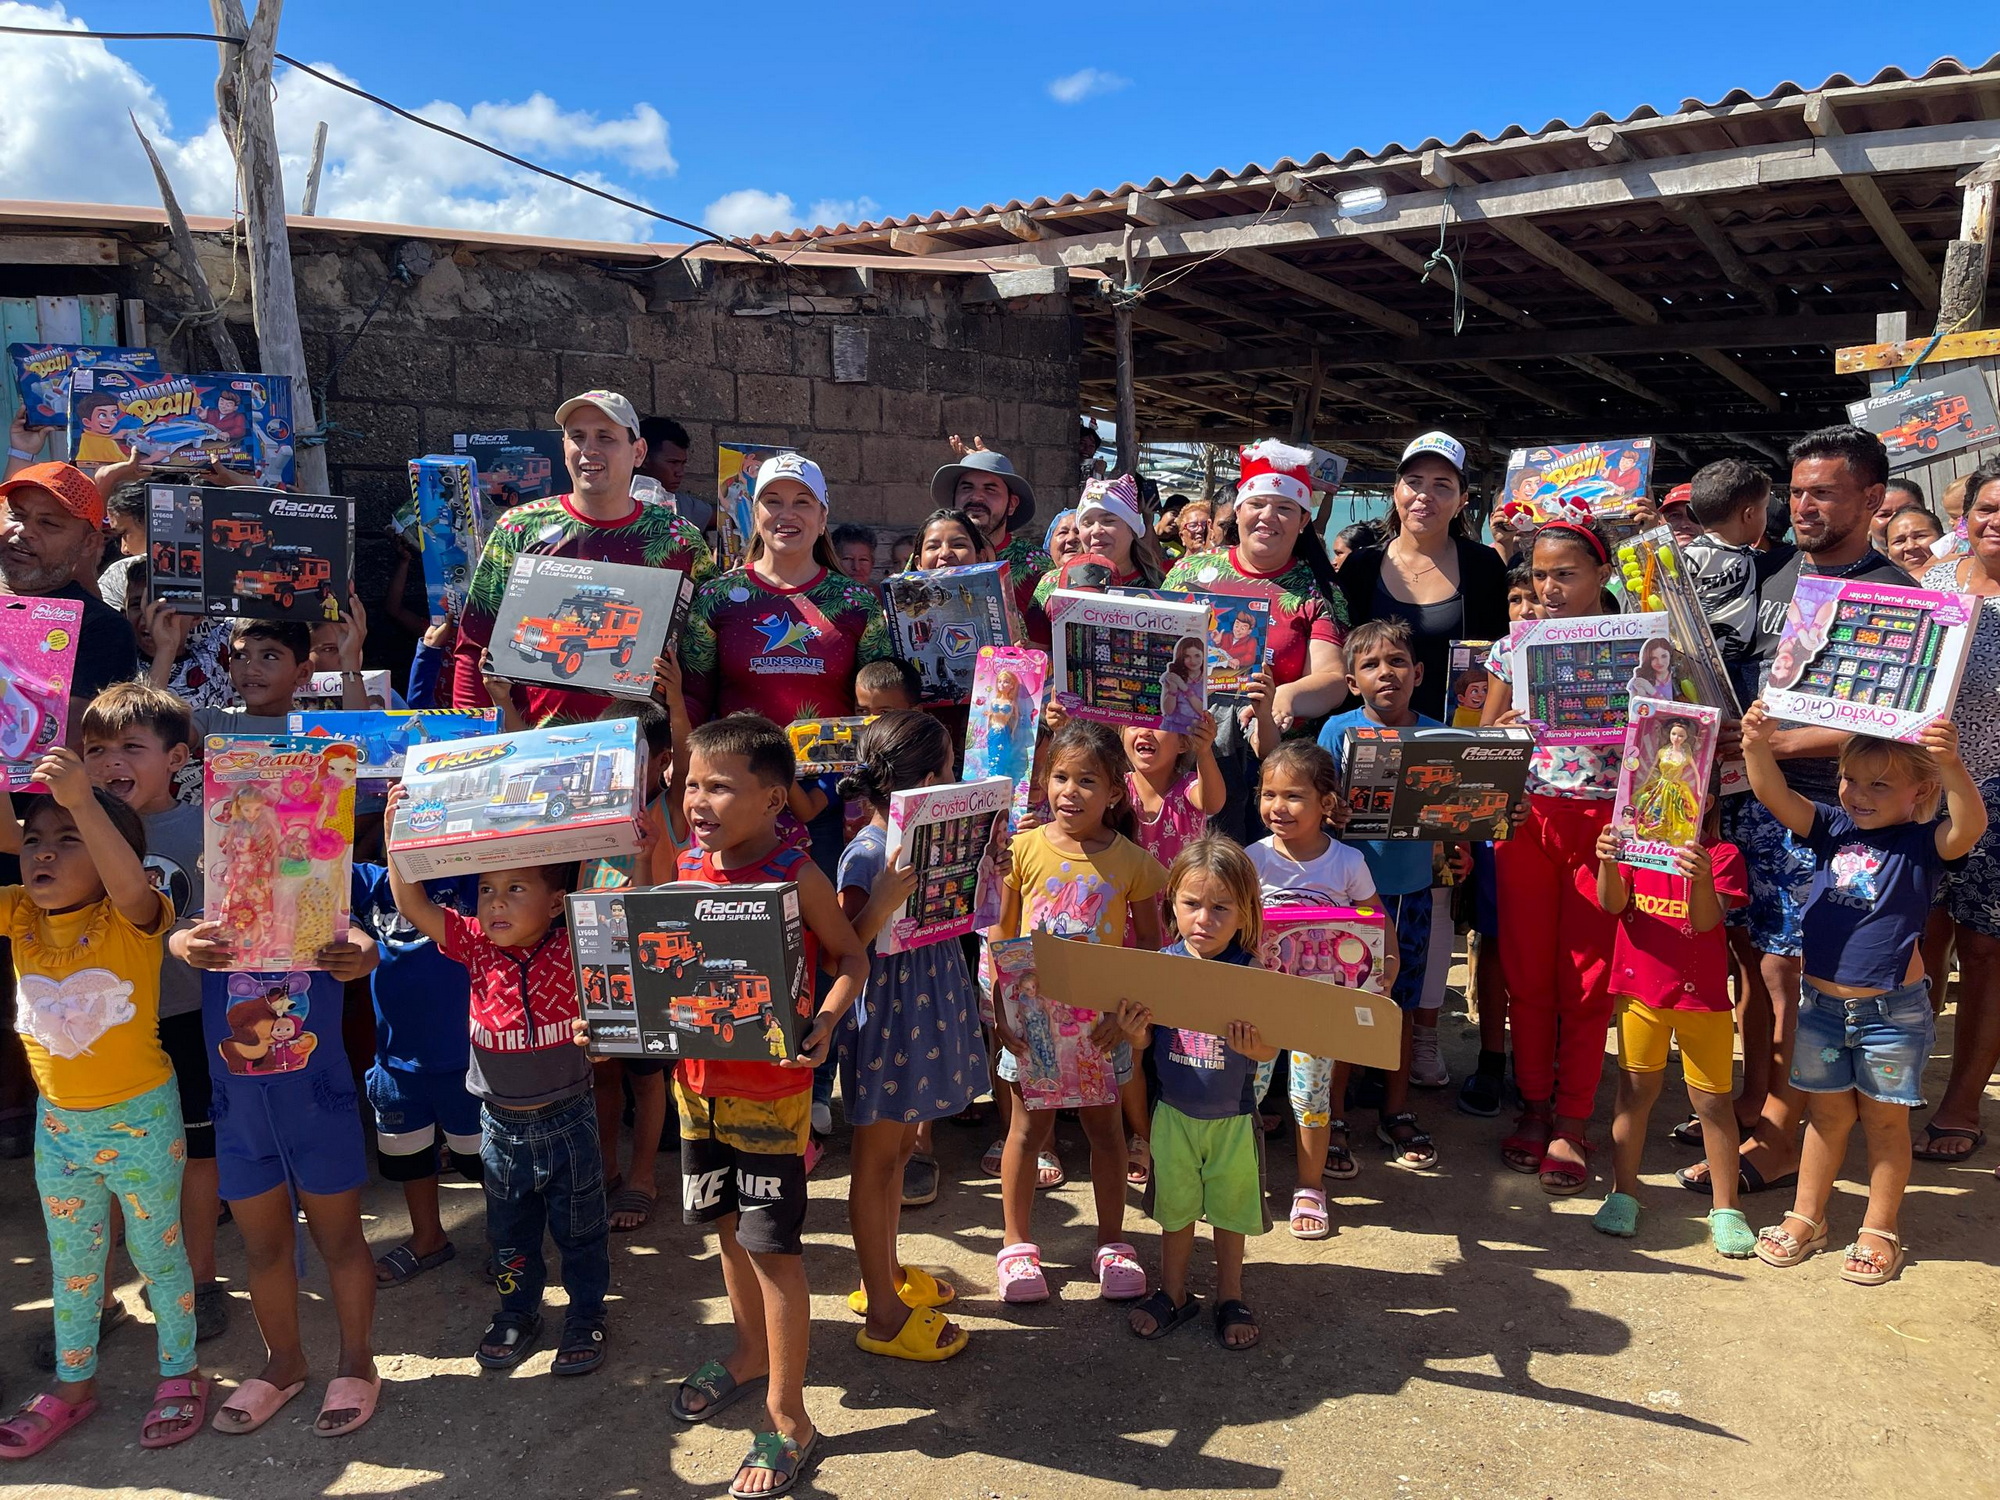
1630, 744, 1699, 847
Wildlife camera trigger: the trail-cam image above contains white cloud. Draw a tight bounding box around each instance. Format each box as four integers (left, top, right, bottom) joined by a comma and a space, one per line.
806, 196, 881, 230
702, 189, 798, 238
1047, 67, 1129, 105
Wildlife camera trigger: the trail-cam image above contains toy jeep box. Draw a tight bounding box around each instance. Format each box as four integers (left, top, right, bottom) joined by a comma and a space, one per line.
290, 708, 500, 781
620, 883, 811, 1062
451, 430, 564, 508
787, 716, 876, 777
69, 368, 295, 484
567, 889, 643, 1057
1048, 588, 1210, 732
198, 487, 355, 624
490, 553, 692, 701
1337, 725, 1534, 841
387, 717, 643, 880
10, 344, 162, 429
144, 482, 205, 611
409, 455, 495, 623
881, 562, 1023, 704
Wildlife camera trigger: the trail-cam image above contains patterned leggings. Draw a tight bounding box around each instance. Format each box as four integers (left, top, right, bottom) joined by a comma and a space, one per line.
1253, 1053, 1336, 1130
36, 1078, 196, 1381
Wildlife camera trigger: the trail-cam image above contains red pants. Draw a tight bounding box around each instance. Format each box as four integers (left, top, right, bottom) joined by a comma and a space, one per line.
1497, 794, 1617, 1119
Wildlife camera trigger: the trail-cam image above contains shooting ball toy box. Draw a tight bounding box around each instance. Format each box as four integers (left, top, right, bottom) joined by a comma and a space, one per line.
1761, 575, 1978, 743
881, 776, 1011, 954
991, 935, 1118, 1111
409, 455, 493, 623
289, 708, 501, 782
1446, 640, 1494, 727
203, 734, 358, 971
199, 487, 355, 624
1612, 698, 1721, 874
1260, 904, 1390, 996
9, 344, 162, 429
1110, 587, 1272, 698
964, 645, 1049, 829
619, 882, 810, 1062
881, 562, 1023, 704
69, 368, 295, 484
786, 716, 876, 777
387, 717, 644, 881
0, 595, 84, 791
450, 430, 564, 508
1048, 588, 1210, 733
1337, 725, 1534, 841
1495, 437, 1653, 543
489, 553, 692, 700
1847, 367, 2000, 472
567, 889, 642, 1058
1508, 611, 1679, 747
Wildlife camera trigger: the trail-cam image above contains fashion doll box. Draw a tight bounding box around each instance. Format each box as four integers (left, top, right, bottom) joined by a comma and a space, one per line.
881, 562, 1023, 704
881, 776, 1011, 953
197, 486, 356, 624
388, 717, 643, 880
0, 594, 83, 791
613, 881, 811, 1062
1507, 610, 1677, 747
408, 455, 495, 623
9, 343, 161, 428
488, 553, 693, 702
1047, 588, 1210, 733
1336, 724, 1534, 841
294, 671, 394, 712
1611, 698, 1721, 873
786, 716, 877, 777
964, 645, 1049, 829
289, 708, 501, 782
990, 934, 1119, 1111
70, 368, 295, 484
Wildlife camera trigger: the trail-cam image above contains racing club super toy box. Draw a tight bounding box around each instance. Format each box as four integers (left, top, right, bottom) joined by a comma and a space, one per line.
387, 717, 643, 880
199, 487, 355, 623
489, 553, 692, 700
568, 889, 643, 1058
1336, 724, 1534, 841
618, 882, 811, 1062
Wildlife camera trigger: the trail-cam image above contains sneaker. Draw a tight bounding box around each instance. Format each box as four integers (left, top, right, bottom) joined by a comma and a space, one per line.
1409, 1027, 1449, 1089
1456, 1068, 1503, 1118
810, 1099, 833, 1136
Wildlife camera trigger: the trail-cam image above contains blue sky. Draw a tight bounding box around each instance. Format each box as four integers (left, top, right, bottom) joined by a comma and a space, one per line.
5, 1, 1996, 241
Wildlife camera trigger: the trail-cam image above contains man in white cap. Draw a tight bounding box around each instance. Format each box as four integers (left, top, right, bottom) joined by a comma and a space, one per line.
449, 389, 714, 726
930, 444, 1051, 642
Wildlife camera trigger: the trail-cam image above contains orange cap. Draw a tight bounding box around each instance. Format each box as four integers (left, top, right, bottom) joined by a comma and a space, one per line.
0, 462, 105, 529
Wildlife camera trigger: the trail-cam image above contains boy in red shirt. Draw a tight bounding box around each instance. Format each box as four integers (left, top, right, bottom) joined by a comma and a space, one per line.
665, 714, 867, 1499
1591, 813, 1753, 1256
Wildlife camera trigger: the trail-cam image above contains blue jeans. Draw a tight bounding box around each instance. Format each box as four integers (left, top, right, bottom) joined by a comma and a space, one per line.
1791, 978, 1935, 1108
481, 1094, 609, 1322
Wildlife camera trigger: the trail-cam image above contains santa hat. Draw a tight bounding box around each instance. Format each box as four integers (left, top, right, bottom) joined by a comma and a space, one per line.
1236, 440, 1315, 509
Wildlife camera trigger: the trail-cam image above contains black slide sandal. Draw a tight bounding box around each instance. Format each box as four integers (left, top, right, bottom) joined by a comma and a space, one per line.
1213, 1298, 1261, 1351
1127, 1289, 1202, 1340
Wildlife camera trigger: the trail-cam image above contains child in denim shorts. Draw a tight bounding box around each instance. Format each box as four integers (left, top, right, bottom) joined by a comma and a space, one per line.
1737, 706, 1985, 1285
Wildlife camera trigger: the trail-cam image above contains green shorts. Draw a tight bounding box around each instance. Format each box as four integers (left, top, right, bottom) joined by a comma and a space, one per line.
1145, 1102, 1270, 1237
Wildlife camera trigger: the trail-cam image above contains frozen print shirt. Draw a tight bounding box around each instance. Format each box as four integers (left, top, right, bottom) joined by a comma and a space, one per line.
1163, 548, 1346, 687
680, 567, 893, 726
1004, 825, 1166, 946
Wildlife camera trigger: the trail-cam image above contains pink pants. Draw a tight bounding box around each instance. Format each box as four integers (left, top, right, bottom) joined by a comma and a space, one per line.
1497, 794, 1617, 1119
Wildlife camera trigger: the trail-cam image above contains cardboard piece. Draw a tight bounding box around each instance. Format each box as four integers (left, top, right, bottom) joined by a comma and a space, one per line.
1495, 438, 1653, 543
622, 883, 811, 1061
1337, 725, 1534, 840
1508, 611, 1684, 746
69, 368, 294, 484
289, 708, 501, 782
451, 430, 564, 508
786, 716, 876, 777
715, 441, 788, 569
1847, 368, 2000, 472
881, 776, 1011, 953
1048, 588, 1210, 732
199, 487, 355, 624
9, 344, 161, 429
1612, 699, 1721, 872
568, 889, 642, 1057
1030, 932, 1401, 1071
489, 553, 691, 700
409, 455, 494, 623
1111, 586, 1272, 698
1445, 640, 1493, 727
881, 563, 1023, 704
202, 734, 358, 970
993, 935, 1118, 1110
1762, 575, 1978, 743
388, 718, 643, 880
0, 594, 84, 790
964, 646, 1049, 829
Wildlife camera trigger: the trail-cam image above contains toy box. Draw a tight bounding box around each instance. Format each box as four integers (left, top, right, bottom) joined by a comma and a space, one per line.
199, 487, 355, 624
620, 882, 811, 1062
203, 734, 358, 970
1848, 367, 2000, 472
1614, 525, 1748, 792
490, 553, 692, 701
1111, 586, 1271, 698
9, 344, 162, 429
144, 483, 206, 611
786, 716, 876, 777
1612, 699, 1721, 872
1508, 611, 1683, 746
450, 430, 564, 509
1337, 724, 1534, 841
289, 708, 500, 781
409, 455, 495, 623
1260, 903, 1390, 995
715, 441, 788, 569
1762, 575, 1978, 743
880, 776, 1011, 954
1496, 438, 1653, 542
964, 646, 1049, 829
993, 935, 1118, 1110
69, 368, 295, 484
881, 562, 1023, 704
1445, 640, 1493, 726
568, 889, 643, 1058
1048, 589, 1210, 733
293, 671, 394, 713
387, 718, 643, 880
0, 594, 84, 790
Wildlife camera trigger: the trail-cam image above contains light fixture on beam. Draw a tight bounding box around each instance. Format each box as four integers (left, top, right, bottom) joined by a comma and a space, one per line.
1335, 186, 1388, 217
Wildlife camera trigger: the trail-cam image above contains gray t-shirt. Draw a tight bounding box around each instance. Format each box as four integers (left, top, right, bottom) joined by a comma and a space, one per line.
672, 490, 716, 535
144, 802, 206, 1019
192, 706, 290, 745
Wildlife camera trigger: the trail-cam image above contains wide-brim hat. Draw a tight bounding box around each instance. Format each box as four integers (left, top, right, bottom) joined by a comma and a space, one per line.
930, 449, 1037, 527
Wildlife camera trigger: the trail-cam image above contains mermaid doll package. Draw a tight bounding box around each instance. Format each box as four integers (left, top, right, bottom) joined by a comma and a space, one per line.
1611, 698, 1720, 873
0, 594, 83, 790
963, 645, 1048, 828
203, 734, 359, 969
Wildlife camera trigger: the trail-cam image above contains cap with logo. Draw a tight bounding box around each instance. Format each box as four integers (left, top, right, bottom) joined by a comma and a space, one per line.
1661, 483, 1694, 510
0, 461, 105, 529
1398, 431, 1467, 477
553, 389, 642, 439
753, 452, 829, 508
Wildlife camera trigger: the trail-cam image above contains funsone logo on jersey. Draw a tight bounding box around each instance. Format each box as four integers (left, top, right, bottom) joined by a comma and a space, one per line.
749, 612, 824, 675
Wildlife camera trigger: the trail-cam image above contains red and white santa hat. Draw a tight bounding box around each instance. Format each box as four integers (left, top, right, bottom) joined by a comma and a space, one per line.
1236, 439, 1315, 510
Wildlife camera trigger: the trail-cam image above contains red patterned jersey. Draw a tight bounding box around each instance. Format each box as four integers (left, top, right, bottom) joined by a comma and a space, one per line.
438, 908, 591, 1109
679, 566, 891, 724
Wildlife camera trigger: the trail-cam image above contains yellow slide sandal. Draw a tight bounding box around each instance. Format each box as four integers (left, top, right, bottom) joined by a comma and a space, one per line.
846, 1264, 956, 1316
854, 1305, 968, 1363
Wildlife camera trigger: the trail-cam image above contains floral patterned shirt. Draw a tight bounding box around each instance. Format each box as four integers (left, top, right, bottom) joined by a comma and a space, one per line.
1163, 547, 1346, 686
681, 566, 892, 724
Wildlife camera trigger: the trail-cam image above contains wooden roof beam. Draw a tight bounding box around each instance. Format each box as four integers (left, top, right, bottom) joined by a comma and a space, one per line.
1461, 360, 1585, 417
996, 210, 1045, 243
888, 227, 946, 255
1803, 93, 1942, 309
1126, 303, 1231, 351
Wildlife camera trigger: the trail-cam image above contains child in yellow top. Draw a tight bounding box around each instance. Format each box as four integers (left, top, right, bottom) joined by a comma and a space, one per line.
0, 749, 206, 1459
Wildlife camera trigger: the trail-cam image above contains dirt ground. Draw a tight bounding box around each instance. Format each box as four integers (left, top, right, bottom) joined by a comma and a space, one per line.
5, 978, 1998, 1500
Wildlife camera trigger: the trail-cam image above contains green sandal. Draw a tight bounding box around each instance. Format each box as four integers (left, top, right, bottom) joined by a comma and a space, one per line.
1592, 1191, 1640, 1238
729, 1428, 820, 1499
1708, 1208, 1756, 1258
672, 1358, 762, 1423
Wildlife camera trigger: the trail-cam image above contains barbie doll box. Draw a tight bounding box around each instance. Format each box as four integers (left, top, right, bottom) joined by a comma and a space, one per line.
881, 562, 1022, 704
619, 882, 811, 1062
1336, 725, 1534, 841
0, 594, 84, 790
881, 776, 1011, 953
1048, 589, 1209, 733
1612, 699, 1721, 873
964, 646, 1049, 828
992, 935, 1118, 1111
1760, 575, 1977, 744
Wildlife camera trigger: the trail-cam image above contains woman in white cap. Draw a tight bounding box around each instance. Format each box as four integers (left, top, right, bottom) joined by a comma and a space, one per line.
1032, 474, 1172, 608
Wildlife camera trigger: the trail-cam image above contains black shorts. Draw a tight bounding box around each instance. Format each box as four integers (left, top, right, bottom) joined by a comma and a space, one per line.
159, 1009, 216, 1161
674, 1082, 809, 1256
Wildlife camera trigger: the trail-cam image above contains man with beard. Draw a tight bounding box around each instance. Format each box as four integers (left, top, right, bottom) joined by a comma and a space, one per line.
930, 445, 1051, 643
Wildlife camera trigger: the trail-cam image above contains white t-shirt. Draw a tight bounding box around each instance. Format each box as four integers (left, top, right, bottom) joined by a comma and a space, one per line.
1247, 837, 1377, 907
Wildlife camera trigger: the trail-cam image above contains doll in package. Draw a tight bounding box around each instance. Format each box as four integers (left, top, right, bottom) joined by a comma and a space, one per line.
204, 734, 359, 968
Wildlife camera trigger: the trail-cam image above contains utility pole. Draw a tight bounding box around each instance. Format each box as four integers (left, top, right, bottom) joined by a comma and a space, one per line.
211, 0, 330, 494
301, 120, 329, 216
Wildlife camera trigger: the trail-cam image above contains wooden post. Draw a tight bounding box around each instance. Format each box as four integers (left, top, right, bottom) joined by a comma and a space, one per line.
301, 120, 329, 216
130, 115, 243, 372
1289, 350, 1325, 443
1114, 301, 1138, 477
1200, 443, 1217, 503
212, 0, 329, 494
1938, 161, 2000, 335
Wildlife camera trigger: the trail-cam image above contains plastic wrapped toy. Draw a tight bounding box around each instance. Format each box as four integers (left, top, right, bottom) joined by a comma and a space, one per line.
203, 734, 358, 969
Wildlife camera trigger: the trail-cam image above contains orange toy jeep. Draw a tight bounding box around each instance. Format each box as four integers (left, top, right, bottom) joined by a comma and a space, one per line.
1418, 789, 1512, 834
232, 553, 333, 611
210, 517, 268, 554
509, 588, 644, 678
1884, 393, 1974, 453
1403, 763, 1462, 793
667, 974, 776, 1045
636, 929, 704, 978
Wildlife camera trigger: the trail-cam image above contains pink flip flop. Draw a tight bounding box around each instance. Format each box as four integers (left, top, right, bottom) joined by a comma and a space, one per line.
0, 1392, 98, 1459
140, 1376, 210, 1449
212, 1377, 306, 1435
996, 1242, 1048, 1304
1093, 1241, 1147, 1301
314, 1376, 381, 1438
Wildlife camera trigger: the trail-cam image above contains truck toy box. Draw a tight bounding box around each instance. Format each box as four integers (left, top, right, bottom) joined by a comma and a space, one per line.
620, 882, 811, 1062
69, 368, 295, 484
144, 483, 206, 611
1337, 725, 1534, 841
409, 455, 494, 623
451, 430, 564, 508
199, 487, 355, 623
1048, 588, 1210, 733
881, 776, 1011, 953
1508, 611, 1679, 747
786, 716, 876, 777
10, 344, 162, 429
203, 734, 358, 970
964, 645, 1049, 829
881, 562, 1023, 704
490, 553, 692, 700
1495, 438, 1653, 543
568, 889, 643, 1057
1761, 575, 1977, 743
1110, 586, 1271, 698
1260, 903, 1390, 995
289, 708, 500, 781
388, 717, 643, 880
0, 594, 84, 791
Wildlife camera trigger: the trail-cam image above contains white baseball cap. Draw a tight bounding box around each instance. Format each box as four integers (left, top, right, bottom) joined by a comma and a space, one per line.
753, 452, 829, 508
554, 389, 642, 439
1399, 431, 1467, 476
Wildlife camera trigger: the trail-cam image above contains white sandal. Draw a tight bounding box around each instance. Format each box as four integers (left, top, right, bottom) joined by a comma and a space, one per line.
1839, 1229, 1905, 1286
1753, 1212, 1827, 1268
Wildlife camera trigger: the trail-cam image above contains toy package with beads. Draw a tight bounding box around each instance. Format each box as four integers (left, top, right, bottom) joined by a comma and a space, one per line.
1047, 589, 1209, 732
1507, 611, 1689, 747
0, 594, 83, 791
202, 734, 358, 970
1614, 526, 1747, 790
